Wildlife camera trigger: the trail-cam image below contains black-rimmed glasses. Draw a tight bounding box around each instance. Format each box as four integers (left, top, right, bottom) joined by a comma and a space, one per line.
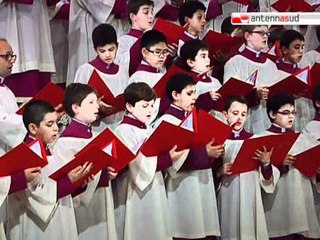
250, 31, 270, 37
146, 48, 169, 57
0, 52, 17, 61
277, 110, 297, 116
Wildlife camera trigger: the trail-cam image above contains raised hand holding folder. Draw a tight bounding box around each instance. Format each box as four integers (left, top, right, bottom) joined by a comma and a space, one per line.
214, 70, 257, 111
0, 139, 48, 177
49, 146, 113, 188
202, 30, 243, 65
88, 70, 125, 115
230, 133, 300, 174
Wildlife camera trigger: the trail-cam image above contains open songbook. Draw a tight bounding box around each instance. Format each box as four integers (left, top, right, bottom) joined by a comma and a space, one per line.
0, 139, 48, 177
16, 82, 64, 115
268, 67, 312, 98
50, 128, 136, 187
88, 69, 125, 115
230, 133, 300, 174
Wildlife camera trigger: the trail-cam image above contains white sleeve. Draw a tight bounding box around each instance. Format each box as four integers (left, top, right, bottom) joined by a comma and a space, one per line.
128, 152, 157, 191
73, 64, 93, 84
223, 57, 241, 84
75, 0, 115, 23
0, 177, 10, 208
0, 106, 26, 148
24, 176, 58, 223
258, 164, 280, 194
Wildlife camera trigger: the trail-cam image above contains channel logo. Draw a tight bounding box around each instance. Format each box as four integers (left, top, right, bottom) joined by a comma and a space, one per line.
231, 13, 250, 24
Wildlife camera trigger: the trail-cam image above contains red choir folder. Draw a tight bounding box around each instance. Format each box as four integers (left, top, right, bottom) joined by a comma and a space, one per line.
50, 145, 113, 188
202, 30, 243, 65
310, 62, 320, 89
230, 133, 300, 174
153, 18, 185, 45
88, 70, 125, 115
11, 0, 34, 4
75, 128, 136, 172
153, 65, 188, 98
129, 38, 143, 76
191, 110, 232, 147
214, 73, 256, 112
294, 145, 320, 177
17, 82, 64, 115
232, 0, 251, 4
0, 139, 48, 177
272, 0, 315, 12
265, 53, 279, 63
140, 120, 195, 156
268, 67, 312, 99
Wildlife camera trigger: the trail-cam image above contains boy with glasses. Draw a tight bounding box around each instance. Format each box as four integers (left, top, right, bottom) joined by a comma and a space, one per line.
259, 93, 320, 239
128, 30, 170, 121
224, 25, 280, 134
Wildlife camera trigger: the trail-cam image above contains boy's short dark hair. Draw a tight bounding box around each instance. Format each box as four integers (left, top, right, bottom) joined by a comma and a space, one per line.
221, 16, 240, 35
223, 96, 248, 112
179, 39, 208, 71
124, 82, 156, 107
268, 26, 286, 46
64, 83, 96, 118
266, 94, 295, 122
313, 85, 320, 112
166, 73, 196, 101
141, 30, 167, 49
127, 0, 154, 25
178, 0, 206, 26
316, 26, 320, 43
23, 100, 55, 129
280, 29, 304, 49
92, 24, 117, 49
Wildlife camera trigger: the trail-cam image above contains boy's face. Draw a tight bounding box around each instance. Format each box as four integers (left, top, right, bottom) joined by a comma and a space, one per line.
245, 26, 269, 51
131, 4, 154, 30
187, 49, 210, 73
96, 43, 118, 65
223, 101, 248, 131
269, 103, 295, 129
73, 93, 99, 124
126, 99, 155, 124
187, 9, 206, 35
282, 39, 304, 64
0, 41, 16, 78
172, 84, 197, 112
142, 42, 168, 69
30, 112, 59, 144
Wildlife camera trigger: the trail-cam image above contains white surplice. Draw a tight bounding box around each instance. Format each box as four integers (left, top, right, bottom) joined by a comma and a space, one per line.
219, 137, 280, 240
0, 85, 26, 156
259, 130, 320, 238
53, 131, 117, 240
155, 112, 220, 238
114, 121, 171, 240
